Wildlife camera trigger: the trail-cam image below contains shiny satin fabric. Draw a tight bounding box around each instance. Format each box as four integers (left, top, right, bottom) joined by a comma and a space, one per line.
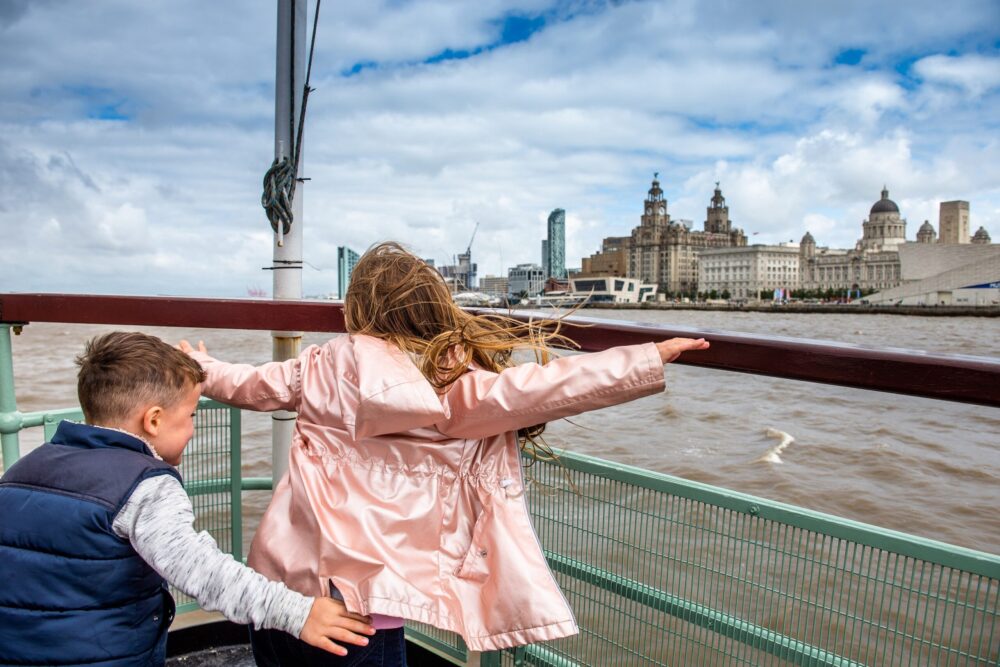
192, 336, 664, 651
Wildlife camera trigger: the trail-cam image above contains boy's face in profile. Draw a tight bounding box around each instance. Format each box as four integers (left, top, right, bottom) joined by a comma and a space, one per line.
146, 382, 202, 466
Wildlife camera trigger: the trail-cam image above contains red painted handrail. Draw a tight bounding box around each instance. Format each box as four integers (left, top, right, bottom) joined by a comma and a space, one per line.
2, 293, 998, 408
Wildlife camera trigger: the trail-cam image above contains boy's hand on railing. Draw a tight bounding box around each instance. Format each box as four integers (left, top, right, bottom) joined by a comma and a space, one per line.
177, 340, 208, 355
656, 337, 710, 364
299, 597, 376, 656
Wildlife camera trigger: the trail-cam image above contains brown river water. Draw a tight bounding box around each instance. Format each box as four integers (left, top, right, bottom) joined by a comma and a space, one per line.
4, 310, 999, 555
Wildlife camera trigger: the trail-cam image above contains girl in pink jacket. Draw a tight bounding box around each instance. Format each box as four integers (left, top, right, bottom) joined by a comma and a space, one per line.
182, 242, 708, 666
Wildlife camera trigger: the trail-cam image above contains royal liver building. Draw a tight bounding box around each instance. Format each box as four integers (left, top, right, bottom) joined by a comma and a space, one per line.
626, 177, 747, 294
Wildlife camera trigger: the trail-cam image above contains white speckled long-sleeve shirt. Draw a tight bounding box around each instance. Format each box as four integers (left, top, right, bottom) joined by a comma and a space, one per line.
113, 474, 313, 637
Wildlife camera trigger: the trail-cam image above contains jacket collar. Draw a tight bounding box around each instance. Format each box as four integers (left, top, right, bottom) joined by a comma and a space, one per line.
51, 420, 157, 458
349, 335, 449, 439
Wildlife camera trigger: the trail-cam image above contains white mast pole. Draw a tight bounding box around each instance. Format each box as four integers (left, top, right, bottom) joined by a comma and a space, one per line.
271, 0, 306, 483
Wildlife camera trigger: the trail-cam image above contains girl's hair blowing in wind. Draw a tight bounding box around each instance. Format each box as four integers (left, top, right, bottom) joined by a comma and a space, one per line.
344, 241, 576, 454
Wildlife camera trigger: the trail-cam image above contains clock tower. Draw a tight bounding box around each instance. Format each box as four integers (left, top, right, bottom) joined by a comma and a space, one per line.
705, 182, 731, 234
642, 173, 670, 226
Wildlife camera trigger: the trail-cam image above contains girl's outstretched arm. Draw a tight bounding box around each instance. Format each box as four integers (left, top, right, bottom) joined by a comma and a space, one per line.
656, 337, 710, 363
434, 339, 700, 440
178, 339, 303, 412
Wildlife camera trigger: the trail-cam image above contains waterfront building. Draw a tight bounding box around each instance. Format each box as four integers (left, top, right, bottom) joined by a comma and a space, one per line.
568, 275, 657, 304
542, 277, 569, 294
507, 263, 545, 297
861, 242, 1000, 306
799, 187, 907, 293
580, 236, 629, 277
939, 200, 970, 244
626, 179, 747, 294
336, 246, 360, 299
478, 274, 509, 297
583, 179, 746, 294
544, 209, 567, 279
800, 190, 996, 304
699, 244, 800, 299
916, 221, 937, 243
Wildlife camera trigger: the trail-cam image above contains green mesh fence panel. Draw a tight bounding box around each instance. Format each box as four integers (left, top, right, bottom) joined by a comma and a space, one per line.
486, 451, 1000, 667
172, 399, 242, 613
405, 449, 999, 666
404, 622, 469, 663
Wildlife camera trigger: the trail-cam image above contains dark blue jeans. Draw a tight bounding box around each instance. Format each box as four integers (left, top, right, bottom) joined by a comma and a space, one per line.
249, 626, 407, 667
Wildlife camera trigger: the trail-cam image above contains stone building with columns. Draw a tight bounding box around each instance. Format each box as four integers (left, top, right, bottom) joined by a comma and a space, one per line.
800, 189, 995, 299
581, 177, 746, 294
628, 179, 747, 294
799, 187, 907, 293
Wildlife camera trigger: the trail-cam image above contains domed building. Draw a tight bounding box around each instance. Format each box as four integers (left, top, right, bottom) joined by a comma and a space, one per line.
860, 187, 907, 251
799, 187, 907, 294
801, 191, 997, 306
916, 221, 937, 243
972, 226, 992, 245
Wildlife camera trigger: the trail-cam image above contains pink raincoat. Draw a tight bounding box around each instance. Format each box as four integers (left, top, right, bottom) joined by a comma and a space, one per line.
192, 335, 664, 650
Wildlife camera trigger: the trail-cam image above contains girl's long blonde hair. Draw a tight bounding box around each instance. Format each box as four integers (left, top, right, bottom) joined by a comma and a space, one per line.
344, 241, 576, 452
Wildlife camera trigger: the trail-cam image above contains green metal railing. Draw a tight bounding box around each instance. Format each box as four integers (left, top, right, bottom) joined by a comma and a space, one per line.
395, 450, 1000, 666
1, 322, 998, 665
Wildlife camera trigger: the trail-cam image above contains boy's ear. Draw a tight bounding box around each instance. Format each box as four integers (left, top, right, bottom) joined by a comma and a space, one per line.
142, 405, 163, 437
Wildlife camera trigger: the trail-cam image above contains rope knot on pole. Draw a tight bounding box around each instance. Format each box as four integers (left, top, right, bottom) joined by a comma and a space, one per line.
261, 156, 296, 243
261, 0, 320, 248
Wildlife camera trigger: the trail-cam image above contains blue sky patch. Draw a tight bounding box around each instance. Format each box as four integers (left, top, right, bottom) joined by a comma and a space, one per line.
833, 48, 866, 66
496, 14, 546, 45
89, 104, 128, 121
419, 13, 549, 66
343, 60, 379, 77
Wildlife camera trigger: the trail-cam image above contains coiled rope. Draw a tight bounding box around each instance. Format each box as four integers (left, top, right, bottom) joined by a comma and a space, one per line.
262, 0, 321, 245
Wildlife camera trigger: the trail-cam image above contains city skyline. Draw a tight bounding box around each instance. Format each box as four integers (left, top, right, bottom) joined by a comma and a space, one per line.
1, 1, 998, 297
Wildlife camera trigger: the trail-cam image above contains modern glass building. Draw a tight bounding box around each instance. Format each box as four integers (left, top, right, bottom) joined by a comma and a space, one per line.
546, 208, 566, 279
337, 246, 360, 299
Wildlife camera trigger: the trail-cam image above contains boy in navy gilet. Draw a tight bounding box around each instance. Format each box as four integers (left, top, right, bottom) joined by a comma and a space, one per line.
0, 332, 375, 666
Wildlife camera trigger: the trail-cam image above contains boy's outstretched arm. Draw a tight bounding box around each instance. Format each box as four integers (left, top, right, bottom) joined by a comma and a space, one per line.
655, 337, 710, 364
113, 474, 375, 655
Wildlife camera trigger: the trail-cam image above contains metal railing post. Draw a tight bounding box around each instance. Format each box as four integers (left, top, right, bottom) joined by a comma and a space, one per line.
0, 324, 23, 469
229, 407, 243, 563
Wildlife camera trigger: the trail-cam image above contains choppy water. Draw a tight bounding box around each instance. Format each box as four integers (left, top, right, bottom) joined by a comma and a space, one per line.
5, 310, 999, 554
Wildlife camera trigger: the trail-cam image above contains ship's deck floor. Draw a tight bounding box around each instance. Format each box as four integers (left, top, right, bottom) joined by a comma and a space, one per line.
165, 620, 451, 666
167, 646, 254, 667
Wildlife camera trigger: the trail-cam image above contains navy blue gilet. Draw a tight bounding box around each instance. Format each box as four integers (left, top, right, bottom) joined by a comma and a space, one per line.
0, 421, 182, 666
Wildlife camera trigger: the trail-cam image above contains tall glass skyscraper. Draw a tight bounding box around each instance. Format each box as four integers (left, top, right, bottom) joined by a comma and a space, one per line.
545, 208, 566, 279
337, 246, 360, 299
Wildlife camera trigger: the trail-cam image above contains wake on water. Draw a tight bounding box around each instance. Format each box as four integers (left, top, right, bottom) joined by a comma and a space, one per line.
757, 428, 795, 464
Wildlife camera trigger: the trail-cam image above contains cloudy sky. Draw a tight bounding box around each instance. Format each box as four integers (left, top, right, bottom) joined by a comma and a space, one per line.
2, 0, 998, 297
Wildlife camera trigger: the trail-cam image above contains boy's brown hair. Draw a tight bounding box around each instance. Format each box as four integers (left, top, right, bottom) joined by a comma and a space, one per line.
76, 332, 206, 424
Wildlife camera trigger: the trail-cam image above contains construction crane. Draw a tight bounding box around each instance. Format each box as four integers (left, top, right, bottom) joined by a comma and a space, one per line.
466, 221, 479, 255
455, 222, 479, 292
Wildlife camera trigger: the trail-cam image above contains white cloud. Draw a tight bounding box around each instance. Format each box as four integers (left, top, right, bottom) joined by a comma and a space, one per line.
913, 54, 1000, 97
1, 0, 998, 297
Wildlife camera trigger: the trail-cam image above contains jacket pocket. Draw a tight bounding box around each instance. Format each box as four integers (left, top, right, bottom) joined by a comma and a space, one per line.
455, 505, 492, 583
